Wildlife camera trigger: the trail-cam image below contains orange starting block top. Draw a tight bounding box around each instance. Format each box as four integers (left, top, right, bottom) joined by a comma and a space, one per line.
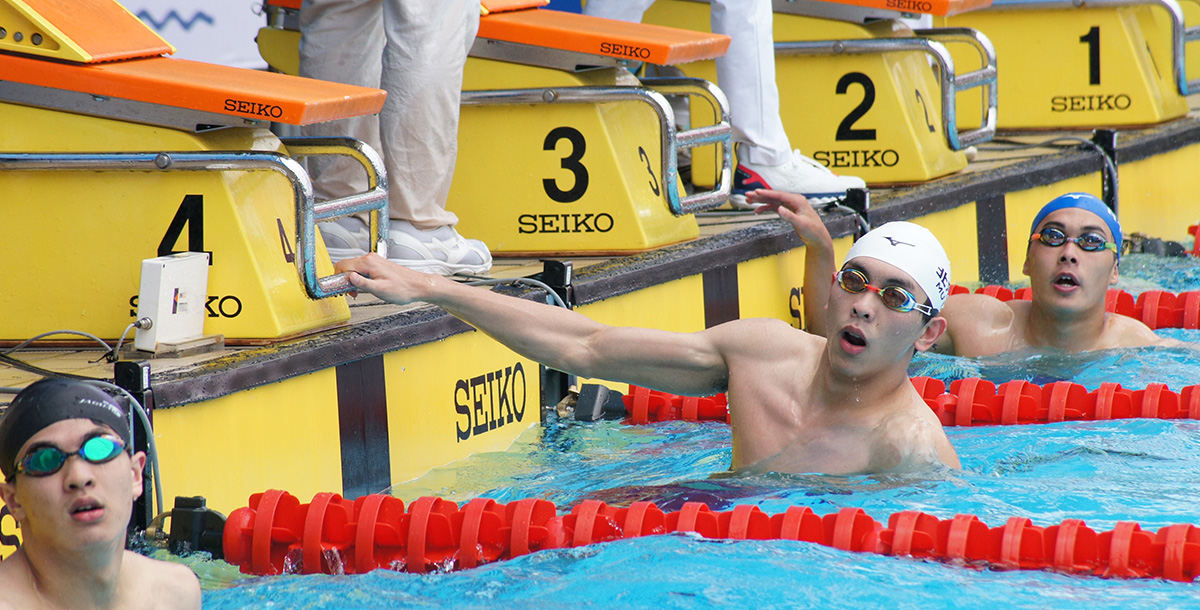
481, 0, 549, 14
0, 0, 173, 63
0, 51, 385, 126
478, 9, 730, 66
808, 0, 992, 16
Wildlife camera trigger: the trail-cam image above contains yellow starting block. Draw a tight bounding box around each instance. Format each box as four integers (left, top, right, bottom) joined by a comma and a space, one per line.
936, 0, 1200, 129
642, 0, 998, 186
0, 0, 388, 342
258, 0, 734, 255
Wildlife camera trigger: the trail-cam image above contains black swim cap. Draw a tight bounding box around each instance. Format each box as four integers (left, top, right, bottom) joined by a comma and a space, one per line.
0, 378, 132, 480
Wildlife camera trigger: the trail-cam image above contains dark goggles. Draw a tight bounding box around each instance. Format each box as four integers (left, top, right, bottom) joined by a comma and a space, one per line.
1030, 226, 1118, 254
835, 268, 936, 316
14, 434, 126, 478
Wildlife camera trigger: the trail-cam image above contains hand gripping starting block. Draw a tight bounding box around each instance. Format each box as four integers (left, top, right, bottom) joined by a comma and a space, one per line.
935, 0, 1200, 129
259, 0, 734, 255
0, 0, 389, 342
642, 0, 999, 186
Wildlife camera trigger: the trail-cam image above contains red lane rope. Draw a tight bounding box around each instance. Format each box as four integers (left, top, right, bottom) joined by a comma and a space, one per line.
949, 285, 1200, 330
224, 489, 1200, 582
621, 378, 1200, 427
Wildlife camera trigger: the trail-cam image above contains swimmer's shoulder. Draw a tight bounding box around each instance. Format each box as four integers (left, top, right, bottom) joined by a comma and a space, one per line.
1102, 312, 1185, 348
123, 551, 201, 610
935, 293, 1023, 356
0, 551, 34, 609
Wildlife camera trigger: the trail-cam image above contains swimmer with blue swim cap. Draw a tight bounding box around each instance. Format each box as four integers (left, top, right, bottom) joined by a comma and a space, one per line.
935, 191, 1180, 355
780, 189, 1183, 355
0, 378, 201, 610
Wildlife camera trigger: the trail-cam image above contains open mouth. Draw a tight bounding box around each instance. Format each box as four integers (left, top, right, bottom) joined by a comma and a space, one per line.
71, 498, 103, 516
1054, 273, 1079, 288
841, 328, 866, 348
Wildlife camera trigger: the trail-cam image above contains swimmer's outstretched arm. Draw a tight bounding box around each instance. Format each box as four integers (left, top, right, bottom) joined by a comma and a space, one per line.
336, 254, 731, 396
746, 189, 835, 337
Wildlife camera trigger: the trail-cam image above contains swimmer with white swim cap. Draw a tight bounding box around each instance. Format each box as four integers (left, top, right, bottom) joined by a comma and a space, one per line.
336, 200, 962, 475
0, 378, 200, 610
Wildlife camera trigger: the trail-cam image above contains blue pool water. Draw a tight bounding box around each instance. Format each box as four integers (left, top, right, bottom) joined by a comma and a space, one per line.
194, 253, 1200, 609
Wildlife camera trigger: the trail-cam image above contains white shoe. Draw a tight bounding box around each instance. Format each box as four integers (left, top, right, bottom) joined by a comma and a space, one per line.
386, 219, 492, 276
319, 217, 492, 276
731, 149, 866, 208
319, 217, 370, 263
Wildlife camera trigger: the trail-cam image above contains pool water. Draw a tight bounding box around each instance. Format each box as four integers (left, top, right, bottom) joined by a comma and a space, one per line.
194, 253, 1200, 609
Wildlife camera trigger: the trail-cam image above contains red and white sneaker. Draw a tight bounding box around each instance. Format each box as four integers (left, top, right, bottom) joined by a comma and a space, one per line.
731, 149, 865, 208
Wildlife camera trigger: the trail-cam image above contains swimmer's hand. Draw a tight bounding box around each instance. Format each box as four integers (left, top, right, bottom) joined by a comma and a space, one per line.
335, 253, 440, 306
746, 189, 829, 248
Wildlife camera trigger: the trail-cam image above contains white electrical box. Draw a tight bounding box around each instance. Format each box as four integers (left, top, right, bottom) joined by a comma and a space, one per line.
134, 252, 210, 352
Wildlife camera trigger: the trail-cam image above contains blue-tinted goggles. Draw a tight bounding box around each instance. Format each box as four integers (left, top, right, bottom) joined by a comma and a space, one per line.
835, 268, 936, 316
14, 434, 126, 478
1030, 226, 1118, 254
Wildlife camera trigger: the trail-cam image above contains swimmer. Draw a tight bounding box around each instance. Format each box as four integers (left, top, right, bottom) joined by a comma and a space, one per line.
773, 189, 1186, 356
0, 379, 200, 610
336, 222, 961, 475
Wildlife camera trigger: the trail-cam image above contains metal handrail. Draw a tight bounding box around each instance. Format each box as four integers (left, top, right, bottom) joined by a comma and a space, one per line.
0, 142, 388, 300
776, 27, 999, 151
987, 0, 1200, 96
279, 137, 389, 298
462, 77, 733, 216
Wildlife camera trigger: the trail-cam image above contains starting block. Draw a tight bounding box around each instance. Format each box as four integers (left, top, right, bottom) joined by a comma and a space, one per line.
936, 0, 1200, 129
258, 0, 734, 255
0, 0, 388, 342
642, 0, 998, 186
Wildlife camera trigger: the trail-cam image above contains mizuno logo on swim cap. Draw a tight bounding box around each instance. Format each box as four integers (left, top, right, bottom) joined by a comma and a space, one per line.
882, 236, 915, 248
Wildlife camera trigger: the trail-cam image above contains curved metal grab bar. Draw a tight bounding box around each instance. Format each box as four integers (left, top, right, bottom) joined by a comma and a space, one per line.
462, 78, 733, 216
775, 27, 999, 150
279, 137, 389, 298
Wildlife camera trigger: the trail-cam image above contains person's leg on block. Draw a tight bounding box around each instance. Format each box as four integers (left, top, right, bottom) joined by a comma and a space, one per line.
714, 0, 865, 207
375, 0, 490, 276
300, 0, 385, 262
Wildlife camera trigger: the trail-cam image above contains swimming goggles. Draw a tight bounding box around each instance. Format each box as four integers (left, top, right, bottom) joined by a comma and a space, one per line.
1030, 226, 1118, 254
835, 268, 936, 316
14, 434, 126, 477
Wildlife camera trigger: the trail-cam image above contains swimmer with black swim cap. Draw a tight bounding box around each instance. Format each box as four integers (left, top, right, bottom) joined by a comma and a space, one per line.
0, 378, 200, 610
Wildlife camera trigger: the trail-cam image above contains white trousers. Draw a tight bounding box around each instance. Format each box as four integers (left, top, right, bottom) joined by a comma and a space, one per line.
299, 0, 480, 228
583, 0, 792, 166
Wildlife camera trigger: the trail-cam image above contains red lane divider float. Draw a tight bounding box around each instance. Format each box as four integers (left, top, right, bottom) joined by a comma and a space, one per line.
224, 489, 1200, 582
623, 379, 1200, 428
949, 285, 1200, 330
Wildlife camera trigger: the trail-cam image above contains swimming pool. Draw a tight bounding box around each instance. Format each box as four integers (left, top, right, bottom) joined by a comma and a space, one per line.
194, 252, 1200, 609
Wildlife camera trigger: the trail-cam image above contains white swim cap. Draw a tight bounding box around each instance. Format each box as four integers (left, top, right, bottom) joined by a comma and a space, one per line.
844, 222, 952, 311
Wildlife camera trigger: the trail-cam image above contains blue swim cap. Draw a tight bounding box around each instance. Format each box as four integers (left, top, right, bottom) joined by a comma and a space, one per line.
1029, 192, 1122, 258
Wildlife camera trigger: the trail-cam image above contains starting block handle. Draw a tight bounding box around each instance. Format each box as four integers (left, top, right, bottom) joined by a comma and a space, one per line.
279, 137, 389, 298
461, 81, 732, 216
989, 0, 1200, 95
775, 28, 998, 150
911, 28, 998, 148
639, 77, 734, 214
0, 144, 386, 300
